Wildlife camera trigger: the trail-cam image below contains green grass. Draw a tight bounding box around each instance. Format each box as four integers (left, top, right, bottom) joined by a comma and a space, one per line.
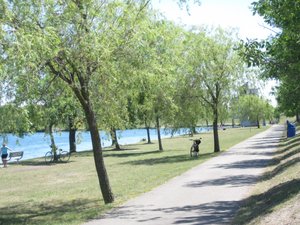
0, 126, 268, 225
232, 127, 300, 225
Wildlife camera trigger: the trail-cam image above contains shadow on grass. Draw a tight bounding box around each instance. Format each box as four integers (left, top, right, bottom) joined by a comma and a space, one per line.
282, 134, 300, 146
261, 157, 300, 181
20, 160, 74, 167
104, 150, 162, 158
233, 179, 300, 225
18, 160, 49, 166
122, 152, 219, 165
275, 141, 300, 155
103, 147, 140, 151
0, 198, 103, 225
278, 147, 300, 161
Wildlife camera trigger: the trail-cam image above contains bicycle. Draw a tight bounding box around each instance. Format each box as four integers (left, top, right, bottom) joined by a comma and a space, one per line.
45, 148, 70, 163
190, 138, 202, 157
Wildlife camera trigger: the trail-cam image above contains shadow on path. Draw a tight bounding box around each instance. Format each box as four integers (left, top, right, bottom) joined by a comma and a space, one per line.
185, 174, 260, 188
105, 201, 240, 225
215, 158, 276, 169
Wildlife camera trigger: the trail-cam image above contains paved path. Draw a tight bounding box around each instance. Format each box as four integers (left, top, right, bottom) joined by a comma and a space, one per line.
84, 125, 284, 225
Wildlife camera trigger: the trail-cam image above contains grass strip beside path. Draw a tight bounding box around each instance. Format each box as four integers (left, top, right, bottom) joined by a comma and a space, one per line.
232, 128, 300, 225
0, 126, 268, 225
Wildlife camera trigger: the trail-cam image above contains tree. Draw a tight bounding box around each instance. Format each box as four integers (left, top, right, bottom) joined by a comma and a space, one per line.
0, 0, 154, 204
236, 95, 273, 128
184, 27, 244, 152
0, 104, 31, 142
129, 19, 186, 151
241, 0, 300, 119
172, 71, 206, 136
276, 78, 300, 122
148, 21, 186, 151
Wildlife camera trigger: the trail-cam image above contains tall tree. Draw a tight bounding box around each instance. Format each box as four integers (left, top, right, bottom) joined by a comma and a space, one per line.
184, 27, 244, 152
0, 0, 153, 204
129, 19, 186, 150
241, 0, 300, 118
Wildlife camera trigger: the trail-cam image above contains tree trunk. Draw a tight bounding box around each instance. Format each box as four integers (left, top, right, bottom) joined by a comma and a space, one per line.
191, 126, 196, 135
232, 118, 235, 128
110, 128, 121, 150
296, 113, 300, 123
85, 106, 114, 204
213, 108, 220, 153
206, 119, 209, 128
48, 123, 58, 161
146, 124, 152, 144
257, 116, 260, 128
69, 116, 77, 153
48, 59, 114, 204
189, 128, 194, 137
156, 115, 163, 151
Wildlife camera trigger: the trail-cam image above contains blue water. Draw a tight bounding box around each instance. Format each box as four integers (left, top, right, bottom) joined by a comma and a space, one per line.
2, 127, 209, 161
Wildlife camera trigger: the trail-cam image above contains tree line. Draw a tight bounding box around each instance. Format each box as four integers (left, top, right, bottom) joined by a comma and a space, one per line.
0, 0, 274, 204
242, 0, 300, 121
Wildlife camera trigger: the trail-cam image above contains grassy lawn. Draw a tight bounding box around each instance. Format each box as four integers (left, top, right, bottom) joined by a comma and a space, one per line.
0, 126, 268, 225
232, 125, 300, 225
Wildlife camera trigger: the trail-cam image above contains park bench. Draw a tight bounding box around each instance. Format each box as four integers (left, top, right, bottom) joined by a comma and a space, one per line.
7, 151, 24, 164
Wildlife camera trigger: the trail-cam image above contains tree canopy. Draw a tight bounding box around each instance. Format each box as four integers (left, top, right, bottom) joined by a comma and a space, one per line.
242, 0, 300, 120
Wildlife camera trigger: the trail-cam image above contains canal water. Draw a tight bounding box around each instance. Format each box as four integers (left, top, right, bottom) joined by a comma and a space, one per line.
3, 127, 209, 161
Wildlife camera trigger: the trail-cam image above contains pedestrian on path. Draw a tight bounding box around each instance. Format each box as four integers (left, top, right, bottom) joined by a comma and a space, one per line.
1, 143, 12, 168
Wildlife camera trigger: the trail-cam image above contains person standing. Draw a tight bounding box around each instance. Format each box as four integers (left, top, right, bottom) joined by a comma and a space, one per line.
1, 143, 12, 168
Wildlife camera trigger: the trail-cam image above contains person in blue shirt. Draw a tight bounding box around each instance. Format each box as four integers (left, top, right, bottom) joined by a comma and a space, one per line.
1, 143, 12, 168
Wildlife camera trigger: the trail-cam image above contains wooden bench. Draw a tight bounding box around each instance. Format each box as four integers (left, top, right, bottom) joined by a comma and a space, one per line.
7, 151, 24, 164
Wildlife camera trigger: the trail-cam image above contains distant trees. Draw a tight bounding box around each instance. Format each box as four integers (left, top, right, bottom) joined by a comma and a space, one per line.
235, 95, 274, 128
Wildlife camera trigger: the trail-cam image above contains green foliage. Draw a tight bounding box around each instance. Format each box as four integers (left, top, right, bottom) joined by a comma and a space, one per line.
181, 27, 245, 151
241, 0, 300, 118
184, 27, 243, 108
276, 78, 300, 117
0, 104, 31, 138
235, 95, 274, 125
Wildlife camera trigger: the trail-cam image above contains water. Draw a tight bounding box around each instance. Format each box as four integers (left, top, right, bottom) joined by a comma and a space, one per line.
2, 127, 209, 161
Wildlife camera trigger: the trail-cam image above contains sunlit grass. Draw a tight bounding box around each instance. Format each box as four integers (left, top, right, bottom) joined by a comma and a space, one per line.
0, 126, 268, 225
